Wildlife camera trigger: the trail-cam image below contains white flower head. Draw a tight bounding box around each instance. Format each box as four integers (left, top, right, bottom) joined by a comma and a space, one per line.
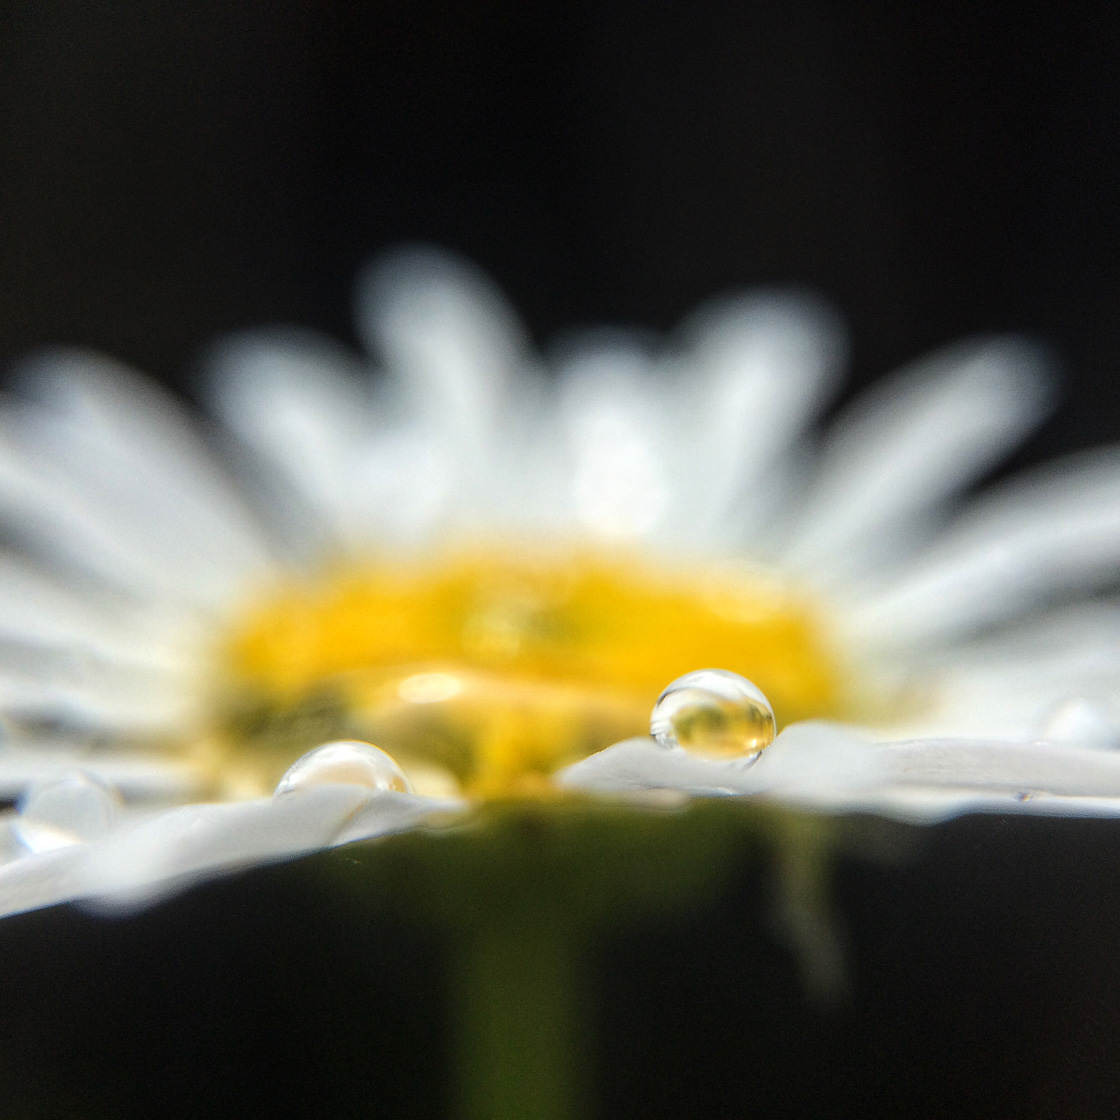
1, 245, 1119, 917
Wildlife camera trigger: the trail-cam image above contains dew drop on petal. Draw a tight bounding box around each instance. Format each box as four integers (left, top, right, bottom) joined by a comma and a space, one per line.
274, 740, 414, 797
15, 772, 122, 853
1038, 697, 1120, 751
650, 669, 776, 760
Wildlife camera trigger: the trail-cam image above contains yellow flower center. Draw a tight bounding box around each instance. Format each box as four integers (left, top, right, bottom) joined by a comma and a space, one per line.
209, 544, 854, 797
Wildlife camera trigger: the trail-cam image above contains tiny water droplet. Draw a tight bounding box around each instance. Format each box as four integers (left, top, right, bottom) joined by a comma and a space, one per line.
274, 740, 413, 797
650, 669, 776, 760
16, 772, 121, 853
1038, 697, 1120, 750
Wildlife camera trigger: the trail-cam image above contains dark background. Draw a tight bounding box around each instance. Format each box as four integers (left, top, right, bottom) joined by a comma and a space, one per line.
2, 1, 1119, 466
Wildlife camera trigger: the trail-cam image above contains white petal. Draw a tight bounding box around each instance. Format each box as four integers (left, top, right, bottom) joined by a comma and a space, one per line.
874, 736, 1120, 794
670, 291, 845, 543
0, 688, 184, 740
356, 246, 530, 520
784, 338, 1051, 582
208, 329, 378, 546
0, 417, 211, 604
811, 787, 1120, 825
850, 447, 1120, 648
557, 736, 761, 796
0, 814, 23, 865
348, 425, 455, 545
0, 554, 191, 672
11, 350, 275, 596
0, 845, 85, 917
896, 601, 1120, 738
786, 737, 1120, 822
553, 335, 675, 542
558, 722, 885, 797
561, 725, 1120, 824
0, 786, 462, 918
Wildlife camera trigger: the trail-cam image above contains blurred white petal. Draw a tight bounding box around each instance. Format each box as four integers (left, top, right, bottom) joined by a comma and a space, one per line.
852, 447, 1120, 647
9, 351, 275, 602
671, 290, 846, 543
784, 338, 1052, 582
0, 786, 462, 918
554, 335, 673, 541
356, 246, 531, 522
0, 554, 193, 673
209, 329, 377, 546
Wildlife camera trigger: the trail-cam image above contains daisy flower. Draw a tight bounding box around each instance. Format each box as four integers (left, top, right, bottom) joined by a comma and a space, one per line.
0, 244, 1119, 926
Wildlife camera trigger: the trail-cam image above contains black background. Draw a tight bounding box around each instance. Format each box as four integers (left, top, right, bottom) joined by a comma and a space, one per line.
2, 1, 1120, 464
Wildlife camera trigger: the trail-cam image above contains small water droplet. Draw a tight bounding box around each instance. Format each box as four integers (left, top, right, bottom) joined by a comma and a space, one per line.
15, 772, 121, 853
1038, 697, 1120, 750
274, 740, 413, 797
650, 669, 776, 760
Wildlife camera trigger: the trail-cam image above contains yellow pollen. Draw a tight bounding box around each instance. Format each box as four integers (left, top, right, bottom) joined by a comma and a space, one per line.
210, 544, 853, 797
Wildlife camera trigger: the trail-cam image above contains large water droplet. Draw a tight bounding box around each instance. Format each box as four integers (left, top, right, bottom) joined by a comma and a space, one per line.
15, 772, 122, 853
1038, 697, 1120, 750
274, 740, 413, 797
650, 669, 776, 760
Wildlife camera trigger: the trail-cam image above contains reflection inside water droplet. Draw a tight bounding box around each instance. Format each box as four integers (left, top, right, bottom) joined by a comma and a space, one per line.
650, 668, 776, 760
16, 772, 121, 853
274, 740, 413, 797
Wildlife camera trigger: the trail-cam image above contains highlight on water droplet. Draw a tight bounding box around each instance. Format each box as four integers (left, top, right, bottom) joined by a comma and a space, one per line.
1038, 697, 1120, 751
650, 668, 776, 761
15, 771, 122, 853
274, 740, 414, 797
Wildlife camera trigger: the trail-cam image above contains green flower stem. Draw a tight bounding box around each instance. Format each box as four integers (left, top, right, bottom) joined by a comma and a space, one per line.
331, 798, 853, 1117
452, 913, 586, 1120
